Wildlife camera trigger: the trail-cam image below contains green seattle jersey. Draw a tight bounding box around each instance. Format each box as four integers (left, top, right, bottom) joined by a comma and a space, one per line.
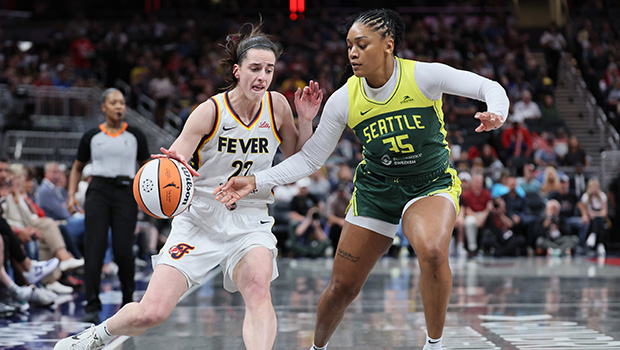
347, 57, 450, 178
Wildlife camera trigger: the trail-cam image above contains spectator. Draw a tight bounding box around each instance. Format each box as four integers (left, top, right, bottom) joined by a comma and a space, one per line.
324, 182, 351, 255
540, 165, 561, 197
517, 163, 541, 194
2, 163, 83, 294
570, 162, 589, 199
540, 93, 560, 120
548, 174, 584, 238
461, 173, 493, 256
578, 178, 609, 256
535, 199, 579, 256
491, 169, 525, 198
69, 29, 95, 80
533, 131, 559, 167
511, 89, 542, 123
0, 234, 57, 309
501, 121, 533, 168
308, 169, 332, 203
539, 22, 566, 86
454, 172, 472, 257
35, 162, 85, 259
452, 95, 479, 120
148, 68, 176, 128
501, 176, 540, 247
553, 127, 569, 159
562, 136, 589, 167
480, 197, 526, 257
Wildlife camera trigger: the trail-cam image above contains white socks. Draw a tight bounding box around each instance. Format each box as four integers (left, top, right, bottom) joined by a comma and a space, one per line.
423, 335, 442, 350
310, 342, 328, 350
94, 320, 116, 344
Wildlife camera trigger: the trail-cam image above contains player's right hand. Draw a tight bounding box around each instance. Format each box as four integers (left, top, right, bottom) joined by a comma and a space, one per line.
152, 147, 200, 177
213, 175, 257, 207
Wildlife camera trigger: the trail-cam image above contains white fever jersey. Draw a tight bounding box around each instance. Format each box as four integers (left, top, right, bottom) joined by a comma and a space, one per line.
189, 91, 282, 206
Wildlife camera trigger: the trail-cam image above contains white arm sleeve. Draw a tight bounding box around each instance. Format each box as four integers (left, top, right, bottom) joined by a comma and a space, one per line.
254, 87, 349, 189
415, 61, 510, 120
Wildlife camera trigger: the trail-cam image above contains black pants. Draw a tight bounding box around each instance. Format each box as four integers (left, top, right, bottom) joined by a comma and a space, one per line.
84, 178, 137, 313
0, 216, 27, 267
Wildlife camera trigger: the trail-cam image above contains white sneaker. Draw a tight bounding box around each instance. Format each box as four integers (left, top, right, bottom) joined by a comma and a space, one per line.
60, 258, 84, 272
12, 285, 55, 307
46, 281, 74, 295
597, 243, 606, 257
586, 233, 596, 248
54, 325, 105, 350
23, 258, 60, 284
30, 287, 56, 307
10, 285, 34, 303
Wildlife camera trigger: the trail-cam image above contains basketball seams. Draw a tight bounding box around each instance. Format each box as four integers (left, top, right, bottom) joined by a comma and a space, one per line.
159, 158, 181, 217
133, 160, 158, 218
134, 158, 194, 219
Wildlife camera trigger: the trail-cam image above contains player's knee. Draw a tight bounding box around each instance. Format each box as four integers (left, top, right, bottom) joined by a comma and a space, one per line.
418, 244, 448, 268
240, 276, 271, 305
134, 303, 174, 328
327, 278, 361, 306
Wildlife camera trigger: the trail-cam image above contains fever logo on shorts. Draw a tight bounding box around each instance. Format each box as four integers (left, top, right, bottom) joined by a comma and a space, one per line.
169, 243, 195, 259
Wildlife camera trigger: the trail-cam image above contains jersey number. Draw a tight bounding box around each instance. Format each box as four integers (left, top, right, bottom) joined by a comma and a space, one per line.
229, 160, 254, 180
382, 135, 415, 153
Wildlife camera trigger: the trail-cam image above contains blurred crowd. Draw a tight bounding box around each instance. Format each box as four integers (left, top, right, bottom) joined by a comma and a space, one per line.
0, 1, 620, 316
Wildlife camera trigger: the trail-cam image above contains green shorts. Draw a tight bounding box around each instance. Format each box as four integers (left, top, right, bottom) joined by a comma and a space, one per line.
348, 162, 462, 225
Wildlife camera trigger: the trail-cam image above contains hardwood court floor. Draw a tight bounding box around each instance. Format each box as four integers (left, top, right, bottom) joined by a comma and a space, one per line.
1, 256, 619, 349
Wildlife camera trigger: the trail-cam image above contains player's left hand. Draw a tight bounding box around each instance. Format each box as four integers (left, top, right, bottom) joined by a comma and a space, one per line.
152, 147, 200, 177
474, 112, 504, 132
213, 175, 257, 207
294, 80, 323, 123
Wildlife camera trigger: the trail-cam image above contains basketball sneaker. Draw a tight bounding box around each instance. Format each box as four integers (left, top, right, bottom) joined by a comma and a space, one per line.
10, 285, 55, 307
54, 325, 105, 350
23, 258, 60, 284
60, 257, 85, 272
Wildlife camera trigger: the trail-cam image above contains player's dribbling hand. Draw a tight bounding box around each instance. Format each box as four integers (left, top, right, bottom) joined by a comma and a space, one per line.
213, 175, 257, 207
474, 112, 504, 132
152, 147, 200, 177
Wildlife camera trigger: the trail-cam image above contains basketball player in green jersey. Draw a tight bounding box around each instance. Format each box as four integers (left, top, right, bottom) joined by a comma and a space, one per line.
216, 9, 508, 350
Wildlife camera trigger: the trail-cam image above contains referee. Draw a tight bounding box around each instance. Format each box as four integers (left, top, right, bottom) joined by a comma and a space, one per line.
67, 88, 150, 324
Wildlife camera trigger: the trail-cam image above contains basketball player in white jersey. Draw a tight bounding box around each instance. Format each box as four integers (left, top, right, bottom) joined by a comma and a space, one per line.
55, 22, 323, 350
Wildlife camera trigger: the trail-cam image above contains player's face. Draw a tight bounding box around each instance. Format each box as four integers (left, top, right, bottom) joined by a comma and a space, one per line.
346, 22, 393, 81
101, 90, 126, 123
234, 49, 276, 100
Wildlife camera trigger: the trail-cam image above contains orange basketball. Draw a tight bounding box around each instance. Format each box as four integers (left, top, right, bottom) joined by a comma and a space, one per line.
133, 158, 195, 219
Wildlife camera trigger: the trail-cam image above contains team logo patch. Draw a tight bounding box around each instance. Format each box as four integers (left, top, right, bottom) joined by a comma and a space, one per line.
381, 154, 393, 166
400, 95, 415, 104
169, 243, 195, 259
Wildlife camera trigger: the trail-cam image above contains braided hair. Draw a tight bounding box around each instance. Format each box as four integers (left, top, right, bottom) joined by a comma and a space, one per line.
339, 9, 406, 86
220, 21, 282, 91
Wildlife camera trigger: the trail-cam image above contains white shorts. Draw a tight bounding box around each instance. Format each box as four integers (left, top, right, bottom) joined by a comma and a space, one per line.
152, 198, 279, 293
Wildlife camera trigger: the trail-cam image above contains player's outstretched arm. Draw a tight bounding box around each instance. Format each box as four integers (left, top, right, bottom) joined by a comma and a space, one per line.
213, 175, 256, 206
